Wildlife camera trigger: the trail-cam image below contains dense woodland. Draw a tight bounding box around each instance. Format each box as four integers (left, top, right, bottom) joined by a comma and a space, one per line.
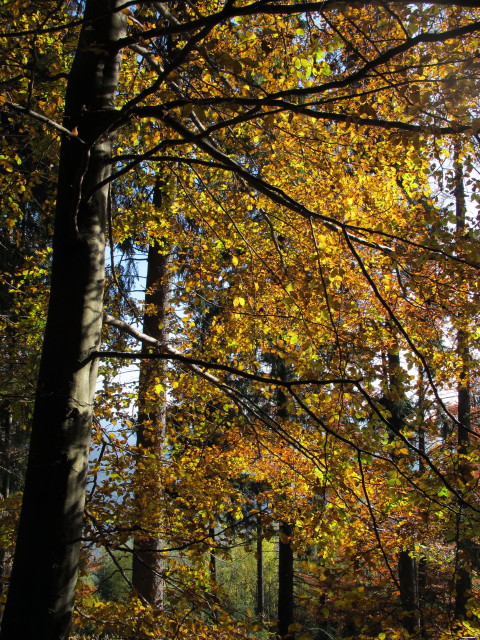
1, 1, 480, 639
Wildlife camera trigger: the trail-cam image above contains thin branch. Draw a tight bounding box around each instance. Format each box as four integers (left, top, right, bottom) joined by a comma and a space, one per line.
118, 3, 480, 46
4, 101, 86, 143
134, 100, 470, 136
287, 387, 474, 514
343, 230, 472, 435
271, 20, 480, 100
357, 451, 401, 590
101, 314, 360, 387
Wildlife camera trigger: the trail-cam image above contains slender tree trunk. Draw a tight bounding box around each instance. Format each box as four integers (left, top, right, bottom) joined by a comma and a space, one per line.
273, 359, 295, 639
0, 4, 125, 639
278, 521, 294, 639
256, 514, 265, 619
0, 401, 11, 502
398, 551, 419, 635
386, 344, 420, 634
417, 369, 427, 636
454, 537, 471, 619
0, 401, 11, 601
454, 328, 472, 618
455, 155, 470, 460
208, 526, 220, 622
132, 179, 173, 607
208, 527, 217, 583
386, 349, 402, 435
454, 155, 472, 618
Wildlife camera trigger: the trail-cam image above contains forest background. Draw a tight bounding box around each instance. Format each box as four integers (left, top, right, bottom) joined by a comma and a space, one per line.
1, 1, 480, 639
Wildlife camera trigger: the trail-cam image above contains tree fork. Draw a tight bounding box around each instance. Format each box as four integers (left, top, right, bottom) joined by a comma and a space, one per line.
0, 3, 126, 639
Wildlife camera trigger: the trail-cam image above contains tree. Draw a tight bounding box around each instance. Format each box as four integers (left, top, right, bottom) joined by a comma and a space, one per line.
132, 177, 174, 607
0, 2, 126, 637
453, 152, 473, 620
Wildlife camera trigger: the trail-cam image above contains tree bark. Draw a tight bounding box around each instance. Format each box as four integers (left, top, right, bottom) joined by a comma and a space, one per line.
398, 551, 419, 635
0, 401, 11, 601
273, 359, 295, 639
278, 521, 294, 639
208, 527, 217, 584
416, 369, 427, 636
455, 327, 472, 618
132, 179, 173, 607
0, 401, 11, 503
256, 514, 265, 619
386, 343, 420, 633
0, 3, 125, 639
454, 155, 472, 618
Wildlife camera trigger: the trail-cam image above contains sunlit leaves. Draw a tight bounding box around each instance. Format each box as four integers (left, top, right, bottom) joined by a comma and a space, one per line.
4, 0, 480, 637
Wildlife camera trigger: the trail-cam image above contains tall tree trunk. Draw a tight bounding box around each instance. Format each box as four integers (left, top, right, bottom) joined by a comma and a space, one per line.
208, 527, 217, 584
0, 401, 11, 601
386, 345, 420, 634
0, 3, 125, 639
454, 327, 471, 618
417, 368, 427, 636
398, 551, 419, 635
273, 359, 295, 639
278, 521, 294, 639
256, 514, 265, 619
207, 526, 220, 622
0, 401, 11, 502
132, 179, 173, 607
454, 155, 472, 618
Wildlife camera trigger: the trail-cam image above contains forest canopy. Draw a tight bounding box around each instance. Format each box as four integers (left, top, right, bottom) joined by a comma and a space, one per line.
1, 1, 480, 639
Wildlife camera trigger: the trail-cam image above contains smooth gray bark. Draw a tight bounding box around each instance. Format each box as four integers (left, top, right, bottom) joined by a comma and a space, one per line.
0, 3, 125, 638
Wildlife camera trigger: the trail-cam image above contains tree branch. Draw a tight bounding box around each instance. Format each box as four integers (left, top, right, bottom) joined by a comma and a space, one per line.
101, 314, 361, 387
4, 101, 86, 143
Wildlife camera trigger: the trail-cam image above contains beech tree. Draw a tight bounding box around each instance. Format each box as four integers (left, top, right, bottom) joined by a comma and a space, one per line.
0, 1, 126, 637
2, 1, 480, 639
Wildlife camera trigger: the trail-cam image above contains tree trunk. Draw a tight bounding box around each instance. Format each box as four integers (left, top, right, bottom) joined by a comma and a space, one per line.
454, 155, 472, 618
454, 328, 472, 618
398, 551, 419, 634
0, 401, 11, 601
0, 3, 125, 639
132, 179, 173, 607
0, 401, 11, 503
416, 369, 427, 636
273, 359, 295, 638
385, 349, 403, 436
208, 527, 217, 584
386, 344, 420, 633
256, 514, 265, 619
278, 521, 294, 639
